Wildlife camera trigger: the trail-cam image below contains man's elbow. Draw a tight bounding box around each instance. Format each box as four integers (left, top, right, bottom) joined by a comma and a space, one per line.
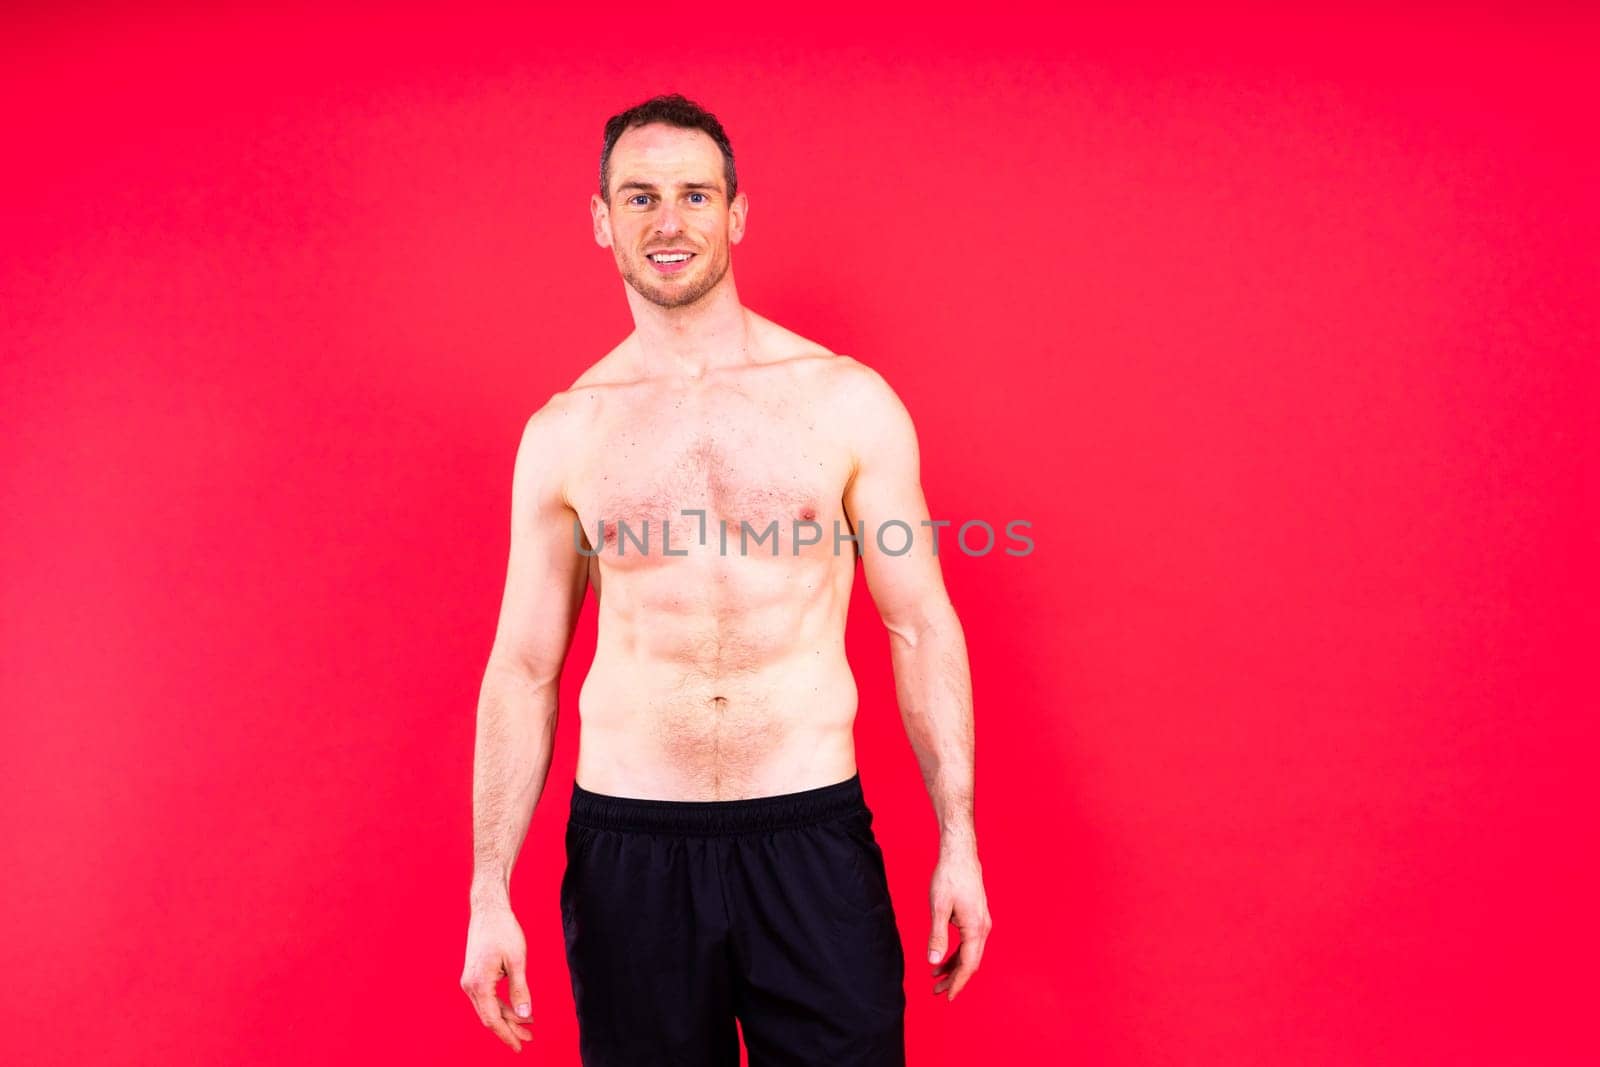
482, 651, 565, 700
882, 597, 960, 650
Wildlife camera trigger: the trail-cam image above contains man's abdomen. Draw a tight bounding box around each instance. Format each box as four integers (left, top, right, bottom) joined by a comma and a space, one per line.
576, 632, 860, 801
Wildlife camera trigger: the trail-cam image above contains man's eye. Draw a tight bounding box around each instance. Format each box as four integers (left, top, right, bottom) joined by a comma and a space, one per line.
688, 193, 707, 204
629, 195, 650, 206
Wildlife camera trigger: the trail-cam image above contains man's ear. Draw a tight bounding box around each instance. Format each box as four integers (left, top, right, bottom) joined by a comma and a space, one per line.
590, 193, 613, 248
728, 191, 749, 246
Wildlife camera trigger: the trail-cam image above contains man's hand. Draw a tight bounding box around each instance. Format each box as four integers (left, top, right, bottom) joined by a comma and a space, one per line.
926, 845, 992, 1002
461, 904, 535, 1053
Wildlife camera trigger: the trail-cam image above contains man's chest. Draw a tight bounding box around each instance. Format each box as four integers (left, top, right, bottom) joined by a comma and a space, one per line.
567, 382, 854, 557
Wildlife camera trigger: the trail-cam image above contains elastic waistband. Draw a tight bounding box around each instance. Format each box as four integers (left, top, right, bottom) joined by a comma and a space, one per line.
570, 773, 867, 835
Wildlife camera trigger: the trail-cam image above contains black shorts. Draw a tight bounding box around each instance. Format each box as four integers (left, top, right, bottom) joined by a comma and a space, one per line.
560, 773, 907, 1066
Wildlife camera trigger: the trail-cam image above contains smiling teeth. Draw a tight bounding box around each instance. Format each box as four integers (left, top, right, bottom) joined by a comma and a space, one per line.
650, 253, 691, 263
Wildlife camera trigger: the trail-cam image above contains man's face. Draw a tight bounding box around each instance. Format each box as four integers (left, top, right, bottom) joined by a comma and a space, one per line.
591, 123, 747, 309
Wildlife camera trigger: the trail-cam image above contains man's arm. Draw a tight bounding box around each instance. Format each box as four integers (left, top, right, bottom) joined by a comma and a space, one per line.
839, 359, 992, 1003
461, 400, 589, 1051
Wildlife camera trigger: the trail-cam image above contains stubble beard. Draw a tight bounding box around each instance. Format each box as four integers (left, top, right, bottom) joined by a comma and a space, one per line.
619, 242, 731, 309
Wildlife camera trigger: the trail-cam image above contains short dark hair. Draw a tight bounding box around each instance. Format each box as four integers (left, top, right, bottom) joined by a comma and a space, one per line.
599, 93, 737, 202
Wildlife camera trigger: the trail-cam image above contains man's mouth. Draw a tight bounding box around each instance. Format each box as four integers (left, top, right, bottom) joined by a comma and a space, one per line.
646, 250, 696, 274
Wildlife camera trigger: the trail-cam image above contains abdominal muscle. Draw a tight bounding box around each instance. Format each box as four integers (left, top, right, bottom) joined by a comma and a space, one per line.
573, 560, 860, 801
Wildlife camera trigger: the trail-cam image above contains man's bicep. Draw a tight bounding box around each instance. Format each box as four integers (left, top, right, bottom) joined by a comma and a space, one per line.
486, 408, 588, 682
841, 367, 954, 637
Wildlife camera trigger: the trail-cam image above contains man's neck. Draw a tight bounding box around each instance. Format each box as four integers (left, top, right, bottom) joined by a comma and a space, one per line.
624, 275, 754, 381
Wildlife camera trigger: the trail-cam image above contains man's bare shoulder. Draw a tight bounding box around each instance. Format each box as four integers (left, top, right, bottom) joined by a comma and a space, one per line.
522, 343, 640, 438
740, 322, 887, 420
744, 312, 835, 364
813, 354, 920, 488
518, 358, 622, 457
742, 316, 891, 410
816, 353, 910, 422
562, 338, 644, 392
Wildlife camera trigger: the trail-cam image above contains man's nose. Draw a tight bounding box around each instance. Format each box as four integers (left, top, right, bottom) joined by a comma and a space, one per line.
653, 202, 683, 236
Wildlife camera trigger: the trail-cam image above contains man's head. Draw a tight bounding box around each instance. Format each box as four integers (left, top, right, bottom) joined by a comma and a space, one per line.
591, 94, 747, 309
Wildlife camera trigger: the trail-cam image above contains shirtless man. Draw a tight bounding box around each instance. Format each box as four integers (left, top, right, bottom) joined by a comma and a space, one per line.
461, 94, 991, 1065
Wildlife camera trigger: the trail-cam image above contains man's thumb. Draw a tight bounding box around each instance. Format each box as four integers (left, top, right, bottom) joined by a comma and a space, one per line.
928, 910, 949, 964
508, 960, 532, 1019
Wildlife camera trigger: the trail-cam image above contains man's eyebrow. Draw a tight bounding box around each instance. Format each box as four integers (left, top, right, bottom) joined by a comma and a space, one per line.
615, 180, 723, 194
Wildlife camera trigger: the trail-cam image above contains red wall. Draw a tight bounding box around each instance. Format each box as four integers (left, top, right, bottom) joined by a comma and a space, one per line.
3, 4, 1595, 1064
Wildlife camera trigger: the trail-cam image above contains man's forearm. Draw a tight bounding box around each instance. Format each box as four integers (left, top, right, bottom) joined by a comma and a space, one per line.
470, 660, 560, 910
888, 601, 978, 854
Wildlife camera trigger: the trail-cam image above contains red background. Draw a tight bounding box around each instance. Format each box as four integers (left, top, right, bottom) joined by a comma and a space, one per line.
3, 3, 1595, 1064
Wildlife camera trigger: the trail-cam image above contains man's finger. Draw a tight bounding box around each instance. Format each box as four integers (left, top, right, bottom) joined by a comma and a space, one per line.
467, 984, 520, 1051
499, 999, 532, 1044
947, 932, 987, 1001
492, 997, 525, 1053
944, 954, 973, 1000
927, 898, 952, 964
932, 944, 960, 994
507, 960, 533, 1022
